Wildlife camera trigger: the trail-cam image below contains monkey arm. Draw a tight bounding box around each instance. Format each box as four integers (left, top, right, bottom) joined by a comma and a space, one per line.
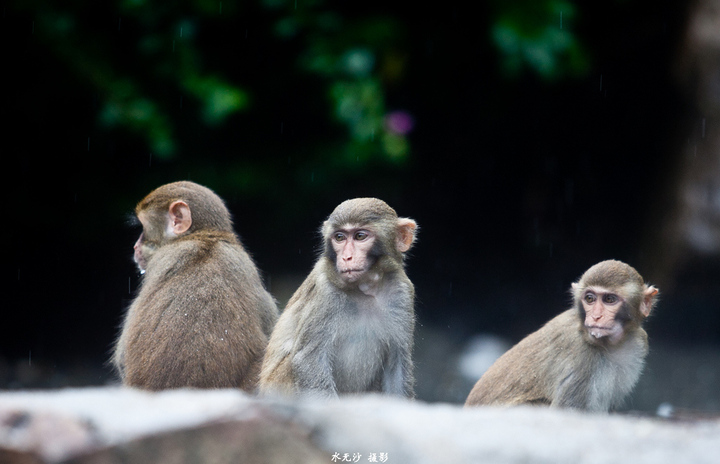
292, 342, 338, 396
261, 266, 340, 396
382, 288, 416, 397
381, 342, 414, 397
552, 371, 592, 410
290, 277, 342, 395
372, 272, 415, 397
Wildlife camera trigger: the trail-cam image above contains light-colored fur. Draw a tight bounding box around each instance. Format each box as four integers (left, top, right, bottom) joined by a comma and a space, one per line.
259, 198, 416, 398
465, 308, 649, 412
466, 260, 657, 412
259, 259, 415, 397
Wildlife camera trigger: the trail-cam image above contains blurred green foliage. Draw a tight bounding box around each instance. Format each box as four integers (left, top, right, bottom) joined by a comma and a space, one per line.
492, 0, 588, 80
271, 2, 413, 164
13, 0, 588, 185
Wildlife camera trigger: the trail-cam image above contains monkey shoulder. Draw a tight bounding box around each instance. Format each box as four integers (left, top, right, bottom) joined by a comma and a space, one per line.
540, 311, 599, 371
289, 265, 346, 318
136, 236, 272, 323
151, 236, 256, 282
377, 270, 415, 304
515, 309, 583, 362
266, 266, 339, 354
142, 237, 211, 278
260, 307, 301, 388
207, 238, 259, 273
467, 309, 587, 407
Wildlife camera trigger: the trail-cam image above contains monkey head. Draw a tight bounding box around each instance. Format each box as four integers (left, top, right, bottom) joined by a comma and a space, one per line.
571, 260, 658, 346
321, 198, 417, 290
132, 181, 234, 272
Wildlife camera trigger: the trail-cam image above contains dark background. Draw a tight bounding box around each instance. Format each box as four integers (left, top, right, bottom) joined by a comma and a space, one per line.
4, 0, 719, 411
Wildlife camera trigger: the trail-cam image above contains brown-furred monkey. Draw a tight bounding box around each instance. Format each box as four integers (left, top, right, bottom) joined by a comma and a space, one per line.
259, 198, 418, 398
465, 260, 658, 412
113, 181, 279, 391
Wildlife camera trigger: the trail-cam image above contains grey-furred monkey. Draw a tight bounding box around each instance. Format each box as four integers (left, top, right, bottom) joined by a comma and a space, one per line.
465, 259, 658, 412
259, 198, 418, 398
113, 181, 279, 391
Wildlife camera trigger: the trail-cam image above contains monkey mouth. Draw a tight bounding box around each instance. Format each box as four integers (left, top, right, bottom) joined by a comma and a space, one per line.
586, 325, 612, 336
585, 325, 622, 343
339, 268, 367, 282
341, 268, 365, 275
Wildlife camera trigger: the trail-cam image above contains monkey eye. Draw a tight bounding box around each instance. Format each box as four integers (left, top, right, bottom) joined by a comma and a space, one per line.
584, 293, 597, 304
603, 294, 619, 304
333, 233, 346, 242
354, 231, 369, 241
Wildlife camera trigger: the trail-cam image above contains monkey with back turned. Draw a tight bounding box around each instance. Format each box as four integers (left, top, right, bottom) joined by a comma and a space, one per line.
113, 181, 279, 391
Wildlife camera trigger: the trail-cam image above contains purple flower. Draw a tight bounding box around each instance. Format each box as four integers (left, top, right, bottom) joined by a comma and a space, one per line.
384, 111, 415, 135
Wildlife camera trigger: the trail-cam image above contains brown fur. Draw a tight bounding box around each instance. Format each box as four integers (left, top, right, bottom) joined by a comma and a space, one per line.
465, 260, 658, 412
259, 198, 417, 397
113, 181, 278, 391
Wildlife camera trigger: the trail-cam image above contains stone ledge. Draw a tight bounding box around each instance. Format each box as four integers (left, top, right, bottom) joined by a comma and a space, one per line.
0, 388, 718, 463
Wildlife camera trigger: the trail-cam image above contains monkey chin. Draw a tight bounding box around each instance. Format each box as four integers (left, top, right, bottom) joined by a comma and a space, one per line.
134, 248, 148, 273
135, 261, 147, 275
585, 325, 624, 345
135, 260, 147, 275
338, 268, 382, 295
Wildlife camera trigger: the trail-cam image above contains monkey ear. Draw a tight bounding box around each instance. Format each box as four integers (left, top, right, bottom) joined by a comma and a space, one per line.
396, 218, 417, 253
570, 282, 581, 299
321, 220, 333, 239
640, 285, 659, 318
168, 201, 193, 235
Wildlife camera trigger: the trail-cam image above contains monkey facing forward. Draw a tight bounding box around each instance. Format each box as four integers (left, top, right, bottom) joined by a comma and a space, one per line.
259, 198, 418, 398
465, 260, 658, 412
113, 181, 279, 391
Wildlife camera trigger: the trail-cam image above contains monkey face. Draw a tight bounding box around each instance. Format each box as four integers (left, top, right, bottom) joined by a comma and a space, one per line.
579, 286, 626, 345
133, 231, 161, 273
133, 233, 148, 272
133, 212, 164, 273
330, 225, 378, 284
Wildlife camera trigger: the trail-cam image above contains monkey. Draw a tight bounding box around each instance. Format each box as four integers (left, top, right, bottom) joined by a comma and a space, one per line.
258, 198, 418, 398
112, 181, 279, 391
465, 259, 659, 412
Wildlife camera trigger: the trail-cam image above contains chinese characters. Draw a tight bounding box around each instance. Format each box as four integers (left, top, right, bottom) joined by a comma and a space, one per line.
331, 452, 389, 462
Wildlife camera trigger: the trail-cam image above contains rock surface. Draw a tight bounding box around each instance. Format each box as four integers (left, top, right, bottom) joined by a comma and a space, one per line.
0, 388, 718, 464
